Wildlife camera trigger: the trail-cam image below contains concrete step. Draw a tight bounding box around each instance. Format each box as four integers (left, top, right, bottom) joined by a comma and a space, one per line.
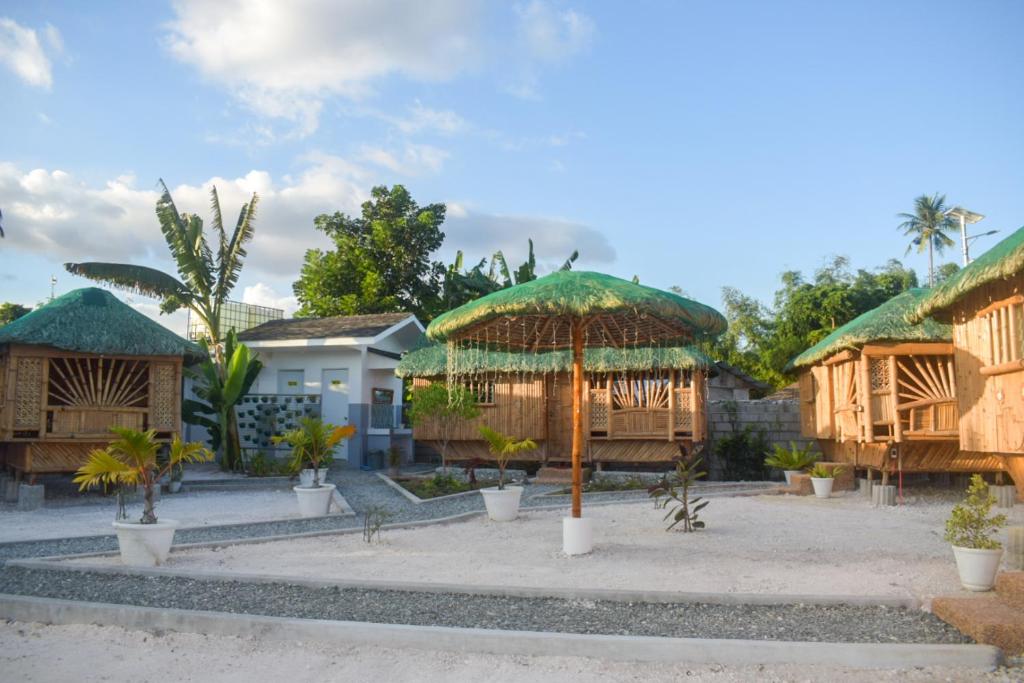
535, 467, 591, 485
997, 572, 1024, 610
932, 595, 1024, 655
779, 473, 812, 496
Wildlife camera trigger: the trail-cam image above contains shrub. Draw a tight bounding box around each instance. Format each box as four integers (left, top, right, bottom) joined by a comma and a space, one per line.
764, 442, 817, 472
807, 463, 843, 479
713, 426, 770, 481
944, 475, 1008, 550
648, 456, 708, 532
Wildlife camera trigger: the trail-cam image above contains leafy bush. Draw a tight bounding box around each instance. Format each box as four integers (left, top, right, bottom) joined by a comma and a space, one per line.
648, 456, 708, 532
807, 463, 843, 479
398, 474, 497, 499
764, 442, 817, 472
478, 426, 537, 489
713, 426, 770, 481
944, 475, 1008, 550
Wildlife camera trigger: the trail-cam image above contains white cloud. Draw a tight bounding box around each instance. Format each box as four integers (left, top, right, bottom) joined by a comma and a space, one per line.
242, 282, 298, 315
516, 1, 594, 63
165, 0, 483, 136
358, 143, 450, 176
0, 18, 62, 89
442, 204, 615, 270
391, 101, 466, 136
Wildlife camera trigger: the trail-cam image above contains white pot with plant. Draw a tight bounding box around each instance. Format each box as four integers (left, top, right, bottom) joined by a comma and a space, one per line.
945, 475, 1008, 591
478, 426, 536, 522
808, 463, 842, 499
276, 417, 355, 518
168, 462, 184, 493
764, 441, 817, 486
74, 427, 213, 567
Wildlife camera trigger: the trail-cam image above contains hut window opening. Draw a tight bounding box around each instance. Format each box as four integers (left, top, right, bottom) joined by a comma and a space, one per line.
47, 357, 149, 408
611, 370, 671, 410
979, 295, 1024, 372
462, 379, 495, 406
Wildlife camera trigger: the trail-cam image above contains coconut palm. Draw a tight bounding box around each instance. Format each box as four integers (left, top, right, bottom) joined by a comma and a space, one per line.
74, 428, 213, 524
897, 193, 957, 287
478, 426, 537, 489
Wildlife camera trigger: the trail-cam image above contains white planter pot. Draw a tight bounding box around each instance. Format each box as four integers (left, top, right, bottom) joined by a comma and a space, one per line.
810, 477, 834, 498
563, 516, 593, 555
784, 470, 801, 486
952, 545, 1004, 591
480, 486, 523, 522
112, 519, 178, 567
293, 483, 336, 518
299, 468, 330, 488
168, 480, 182, 494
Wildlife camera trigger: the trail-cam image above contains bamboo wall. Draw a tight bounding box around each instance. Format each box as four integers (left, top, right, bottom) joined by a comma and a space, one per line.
821, 440, 1004, 473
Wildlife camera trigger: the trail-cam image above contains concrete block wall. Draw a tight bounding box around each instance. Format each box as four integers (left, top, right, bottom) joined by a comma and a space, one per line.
705, 399, 816, 480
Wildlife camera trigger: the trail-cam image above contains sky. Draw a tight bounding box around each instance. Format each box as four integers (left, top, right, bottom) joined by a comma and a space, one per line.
2, 0, 1023, 335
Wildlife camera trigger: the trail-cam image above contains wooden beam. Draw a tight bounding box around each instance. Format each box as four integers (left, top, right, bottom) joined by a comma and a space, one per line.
667, 369, 675, 442
823, 350, 857, 366
571, 316, 585, 519
976, 294, 1024, 319
858, 357, 873, 443
888, 355, 902, 443
980, 359, 1024, 377
860, 342, 954, 357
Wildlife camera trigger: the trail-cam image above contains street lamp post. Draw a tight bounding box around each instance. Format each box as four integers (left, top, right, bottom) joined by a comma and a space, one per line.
945, 206, 985, 266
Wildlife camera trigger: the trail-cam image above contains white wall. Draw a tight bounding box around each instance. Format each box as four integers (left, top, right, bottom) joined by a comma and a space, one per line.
253, 347, 364, 405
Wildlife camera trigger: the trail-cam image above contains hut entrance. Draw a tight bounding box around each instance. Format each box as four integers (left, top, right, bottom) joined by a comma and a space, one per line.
545, 374, 573, 461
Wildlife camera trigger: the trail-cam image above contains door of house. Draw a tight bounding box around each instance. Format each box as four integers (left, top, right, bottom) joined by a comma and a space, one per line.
277, 370, 304, 395
322, 369, 351, 461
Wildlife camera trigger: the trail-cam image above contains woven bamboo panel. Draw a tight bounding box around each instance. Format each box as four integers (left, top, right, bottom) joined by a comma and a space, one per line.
150, 362, 177, 430
4, 441, 97, 474
822, 440, 1004, 473
589, 390, 608, 429
50, 409, 144, 435
14, 357, 43, 429
591, 439, 682, 462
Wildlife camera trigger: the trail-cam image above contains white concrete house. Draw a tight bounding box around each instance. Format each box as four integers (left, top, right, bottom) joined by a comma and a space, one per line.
236, 312, 424, 467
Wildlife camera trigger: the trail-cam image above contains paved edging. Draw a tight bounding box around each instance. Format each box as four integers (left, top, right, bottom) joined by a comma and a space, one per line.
0, 594, 1000, 670
8, 558, 919, 609
375, 472, 487, 505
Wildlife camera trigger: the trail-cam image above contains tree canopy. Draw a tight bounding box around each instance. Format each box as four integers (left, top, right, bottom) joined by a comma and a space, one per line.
0, 302, 31, 326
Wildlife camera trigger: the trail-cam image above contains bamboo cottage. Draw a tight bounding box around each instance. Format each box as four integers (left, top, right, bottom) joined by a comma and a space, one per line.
397, 343, 713, 465
0, 288, 201, 481
910, 225, 1024, 498
789, 288, 1003, 482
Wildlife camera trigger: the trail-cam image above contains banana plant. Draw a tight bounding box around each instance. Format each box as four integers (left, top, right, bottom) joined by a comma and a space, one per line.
183, 330, 262, 470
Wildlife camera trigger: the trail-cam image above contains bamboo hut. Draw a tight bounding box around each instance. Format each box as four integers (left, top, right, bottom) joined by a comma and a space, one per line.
0, 288, 202, 481
789, 288, 1004, 482
398, 343, 713, 466
909, 224, 1024, 497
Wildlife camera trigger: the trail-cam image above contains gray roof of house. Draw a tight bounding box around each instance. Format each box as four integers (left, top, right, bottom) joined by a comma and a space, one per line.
238, 312, 414, 342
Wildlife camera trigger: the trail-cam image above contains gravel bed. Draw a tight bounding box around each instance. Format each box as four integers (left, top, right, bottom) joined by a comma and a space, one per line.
0, 565, 967, 644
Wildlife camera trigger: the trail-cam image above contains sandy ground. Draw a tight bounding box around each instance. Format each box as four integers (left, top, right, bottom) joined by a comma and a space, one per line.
0, 487, 303, 542
90, 492, 1024, 606
1, 621, 1016, 683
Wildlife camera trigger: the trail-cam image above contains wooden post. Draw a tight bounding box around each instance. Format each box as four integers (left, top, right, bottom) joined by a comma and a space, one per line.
858, 357, 873, 443
605, 372, 613, 438
888, 355, 902, 443
667, 369, 676, 441
571, 317, 585, 519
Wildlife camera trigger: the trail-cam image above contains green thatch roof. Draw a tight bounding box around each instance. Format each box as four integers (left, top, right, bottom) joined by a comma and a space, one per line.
788, 289, 952, 370
910, 224, 1024, 322
0, 288, 203, 361
426, 271, 727, 346
396, 343, 713, 378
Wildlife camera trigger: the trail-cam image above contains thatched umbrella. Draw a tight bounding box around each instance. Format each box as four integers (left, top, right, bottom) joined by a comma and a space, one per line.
426, 271, 726, 553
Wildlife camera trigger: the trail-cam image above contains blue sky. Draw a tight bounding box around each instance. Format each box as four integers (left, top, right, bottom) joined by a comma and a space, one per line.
2, 0, 1023, 334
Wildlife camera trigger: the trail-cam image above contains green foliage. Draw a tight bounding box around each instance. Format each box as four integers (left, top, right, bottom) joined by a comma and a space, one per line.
407, 383, 481, 467
807, 463, 843, 479
934, 262, 961, 285
293, 185, 447, 322
0, 302, 31, 326
713, 425, 771, 481
478, 426, 537, 489
74, 428, 213, 524
944, 475, 1008, 550
272, 418, 356, 488
764, 442, 818, 472
648, 456, 708, 532
183, 330, 262, 469
243, 451, 290, 477
363, 505, 393, 544
702, 257, 919, 388
897, 193, 957, 286
397, 473, 496, 500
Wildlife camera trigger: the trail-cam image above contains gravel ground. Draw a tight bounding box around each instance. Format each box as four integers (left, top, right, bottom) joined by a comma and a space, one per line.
0, 565, 965, 643
4, 621, 1018, 683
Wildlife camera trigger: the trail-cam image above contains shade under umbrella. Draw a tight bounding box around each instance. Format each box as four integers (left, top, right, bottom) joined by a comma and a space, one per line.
426, 271, 726, 549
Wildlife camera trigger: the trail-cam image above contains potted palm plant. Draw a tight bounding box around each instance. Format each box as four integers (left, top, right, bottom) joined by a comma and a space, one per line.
807, 463, 844, 499
274, 417, 356, 517
74, 427, 213, 566
945, 475, 1008, 591
764, 442, 817, 485
478, 426, 537, 522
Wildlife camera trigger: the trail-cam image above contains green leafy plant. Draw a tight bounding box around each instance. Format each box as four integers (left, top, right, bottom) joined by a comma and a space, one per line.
388, 445, 403, 475
648, 455, 708, 532
944, 475, 1008, 550
478, 426, 537, 490
712, 421, 770, 481
272, 417, 356, 488
764, 441, 817, 472
408, 383, 481, 468
363, 505, 393, 544
807, 463, 843, 479
74, 428, 213, 524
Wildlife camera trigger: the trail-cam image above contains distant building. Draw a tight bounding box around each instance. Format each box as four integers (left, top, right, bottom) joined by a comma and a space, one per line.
708, 362, 771, 401
187, 300, 284, 342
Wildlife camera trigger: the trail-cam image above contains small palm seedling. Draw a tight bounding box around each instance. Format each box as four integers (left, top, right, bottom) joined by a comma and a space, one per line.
764, 441, 817, 472
945, 475, 1008, 550
273, 417, 356, 488
478, 426, 537, 489
74, 427, 213, 524
648, 456, 708, 532
807, 463, 844, 479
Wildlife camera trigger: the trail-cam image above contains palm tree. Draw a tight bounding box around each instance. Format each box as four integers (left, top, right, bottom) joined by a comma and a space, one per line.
897, 193, 956, 287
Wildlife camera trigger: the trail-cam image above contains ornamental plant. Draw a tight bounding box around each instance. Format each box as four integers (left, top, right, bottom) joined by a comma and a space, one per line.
273, 417, 356, 488
764, 441, 817, 472
648, 455, 708, 532
944, 475, 1008, 550
74, 427, 213, 524
807, 463, 844, 479
478, 426, 537, 489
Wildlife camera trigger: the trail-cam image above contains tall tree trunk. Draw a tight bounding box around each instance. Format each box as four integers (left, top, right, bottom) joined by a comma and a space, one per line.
141, 481, 157, 524
928, 239, 934, 287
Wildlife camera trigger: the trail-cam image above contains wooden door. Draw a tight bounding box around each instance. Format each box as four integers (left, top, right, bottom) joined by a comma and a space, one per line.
545, 375, 573, 461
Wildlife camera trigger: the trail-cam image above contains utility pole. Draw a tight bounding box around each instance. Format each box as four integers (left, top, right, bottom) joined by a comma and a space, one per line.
49, 275, 57, 301
945, 207, 985, 265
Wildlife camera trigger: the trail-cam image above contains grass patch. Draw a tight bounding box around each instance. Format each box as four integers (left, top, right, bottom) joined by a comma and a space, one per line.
396, 474, 498, 500
555, 476, 651, 495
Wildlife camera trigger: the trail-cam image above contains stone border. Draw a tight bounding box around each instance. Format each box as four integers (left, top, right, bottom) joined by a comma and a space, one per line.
375, 472, 485, 505
0, 594, 1001, 670
9, 558, 920, 609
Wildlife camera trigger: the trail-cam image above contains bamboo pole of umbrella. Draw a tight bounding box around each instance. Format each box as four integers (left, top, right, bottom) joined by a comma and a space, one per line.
571, 316, 584, 518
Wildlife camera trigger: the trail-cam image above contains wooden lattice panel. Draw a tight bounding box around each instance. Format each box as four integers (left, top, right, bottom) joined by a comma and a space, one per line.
675, 390, 693, 430
47, 357, 149, 408
869, 358, 890, 391
589, 390, 608, 429
150, 363, 177, 430
14, 357, 43, 429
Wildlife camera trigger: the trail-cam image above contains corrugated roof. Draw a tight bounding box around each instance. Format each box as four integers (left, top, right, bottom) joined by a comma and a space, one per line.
238, 312, 414, 342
